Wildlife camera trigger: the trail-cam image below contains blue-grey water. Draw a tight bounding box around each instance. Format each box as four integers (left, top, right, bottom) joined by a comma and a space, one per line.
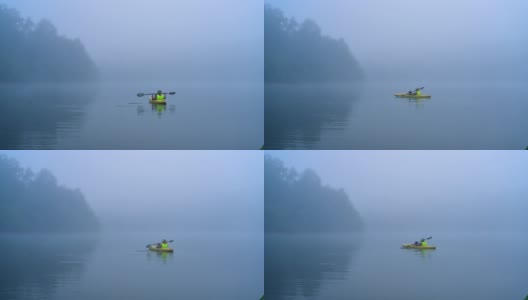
265, 81, 528, 149
0, 232, 263, 300
0, 82, 262, 149
265, 232, 528, 300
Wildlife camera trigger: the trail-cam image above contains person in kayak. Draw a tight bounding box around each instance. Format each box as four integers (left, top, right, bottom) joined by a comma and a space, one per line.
413, 238, 428, 246
151, 90, 166, 101
157, 239, 169, 249
407, 88, 422, 95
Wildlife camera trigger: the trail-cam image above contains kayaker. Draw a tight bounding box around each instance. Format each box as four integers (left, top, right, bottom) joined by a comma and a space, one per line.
415, 88, 422, 96
151, 90, 166, 101
412, 238, 427, 246
157, 239, 169, 249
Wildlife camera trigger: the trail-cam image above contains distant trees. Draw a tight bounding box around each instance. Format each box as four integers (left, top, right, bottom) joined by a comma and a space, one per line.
265, 155, 362, 233
265, 4, 363, 83
0, 155, 99, 232
0, 4, 98, 82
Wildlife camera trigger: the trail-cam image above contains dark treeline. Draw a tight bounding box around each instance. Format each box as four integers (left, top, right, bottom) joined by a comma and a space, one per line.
265, 155, 362, 233
0, 155, 99, 232
0, 4, 97, 82
265, 4, 363, 83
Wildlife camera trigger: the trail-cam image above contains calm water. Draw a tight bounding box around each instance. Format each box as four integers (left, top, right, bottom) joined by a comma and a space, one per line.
0, 232, 263, 300
0, 82, 262, 149
265, 81, 528, 149
265, 232, 528, 300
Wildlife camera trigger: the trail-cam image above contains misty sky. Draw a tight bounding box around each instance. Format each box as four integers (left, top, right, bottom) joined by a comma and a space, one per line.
267, 151, 528, 231
266, 0, 528, 80
2, 0, 263, 81
0, 150, 263, 232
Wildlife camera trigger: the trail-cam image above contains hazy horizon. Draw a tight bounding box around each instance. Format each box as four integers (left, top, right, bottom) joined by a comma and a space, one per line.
2, 0, 263, 82
266, 151, 528, 232
0, 151, 263, 233
265, 0, 528, 81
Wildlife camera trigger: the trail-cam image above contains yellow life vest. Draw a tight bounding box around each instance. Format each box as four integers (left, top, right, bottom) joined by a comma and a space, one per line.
156, 93, 166, 101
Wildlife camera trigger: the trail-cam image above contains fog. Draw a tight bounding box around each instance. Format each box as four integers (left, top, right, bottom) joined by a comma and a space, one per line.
3, 0, 263, 82
265, 0, 528, 81
266, 151, 528, 232
0, 150, 263, 232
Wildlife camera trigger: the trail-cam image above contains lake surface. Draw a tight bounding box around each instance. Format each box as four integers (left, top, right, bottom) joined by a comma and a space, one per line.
265, 81, 528, 149
0, 82, 262, 149
0, 232, 263, 300
265, 232, 528, 300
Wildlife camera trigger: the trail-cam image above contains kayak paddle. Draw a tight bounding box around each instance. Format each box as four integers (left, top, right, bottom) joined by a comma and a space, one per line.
410, 236, 432, 244
146, 240, 174, 248
137, 92, 176, 97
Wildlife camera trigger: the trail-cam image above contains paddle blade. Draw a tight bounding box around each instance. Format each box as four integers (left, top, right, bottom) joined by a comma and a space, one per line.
168, 92, 176, 95
137, 93, 145, 97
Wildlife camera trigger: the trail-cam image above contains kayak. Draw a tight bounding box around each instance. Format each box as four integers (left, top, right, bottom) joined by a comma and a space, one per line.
401, 244, 436, 250
148, 245, 174, 252
149, 99, 167, 105
394, 93, 431, 99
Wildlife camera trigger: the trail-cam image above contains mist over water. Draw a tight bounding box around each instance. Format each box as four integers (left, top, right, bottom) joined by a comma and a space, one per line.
1, 1, 263, 149
0, 151, 264, 299
264, 151, 528, 299
264, 0, 528, 149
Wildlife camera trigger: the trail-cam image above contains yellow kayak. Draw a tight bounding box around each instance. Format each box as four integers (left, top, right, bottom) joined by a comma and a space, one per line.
148, 245, 174, 252
149, 99, 167, 105
401, 244, 436, 250
394, 93, 431, 99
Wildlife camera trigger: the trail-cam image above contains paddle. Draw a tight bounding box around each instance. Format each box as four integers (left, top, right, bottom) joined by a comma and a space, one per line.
146, 240, 174, 248
405, 87, 424, 95
137, 92, 176, 97
412, 236, 432, 244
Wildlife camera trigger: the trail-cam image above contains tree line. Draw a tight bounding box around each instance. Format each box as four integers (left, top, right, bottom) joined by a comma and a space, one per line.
265, 155, 362, 233
0, 4, 98, 82
0, 155, 99, 232
265, 4, 363, 83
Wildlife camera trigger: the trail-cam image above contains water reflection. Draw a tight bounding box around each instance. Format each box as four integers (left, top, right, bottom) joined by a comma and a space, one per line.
395, 96, 431, 109
0, 84, 95, 149
265, 234, 361, 300
401, 248, 435, 263
146, 250, 174, 264
265, 84, 361, 149
0, 234, 97, 300
134, 103, 176, 117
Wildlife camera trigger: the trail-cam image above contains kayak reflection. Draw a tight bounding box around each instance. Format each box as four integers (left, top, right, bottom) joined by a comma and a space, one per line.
136, 103, 176, 117
395, 95, 431, 108
146, 249, 174, 265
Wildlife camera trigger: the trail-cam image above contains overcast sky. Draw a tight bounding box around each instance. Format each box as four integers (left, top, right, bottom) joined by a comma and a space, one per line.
265, 0, 528, 80
2, 0, 263, 81
267, 151, 528, 232
1, 150, 263, 233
